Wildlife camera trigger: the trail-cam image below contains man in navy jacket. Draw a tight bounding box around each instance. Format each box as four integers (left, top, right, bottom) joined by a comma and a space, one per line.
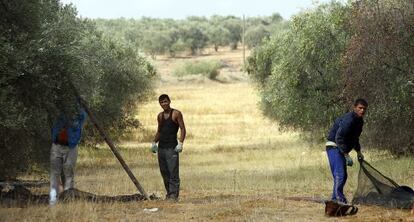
49, 105, 87, 205
326, 98, 368, 204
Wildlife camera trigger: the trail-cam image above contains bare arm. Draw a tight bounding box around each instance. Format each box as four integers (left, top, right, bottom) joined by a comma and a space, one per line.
153, 113, 162, 143
176, 111, 186, 143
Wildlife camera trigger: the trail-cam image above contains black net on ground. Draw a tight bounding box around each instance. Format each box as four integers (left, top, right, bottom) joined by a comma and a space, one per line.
0, 185, 158, 207
352, 160, 414, 209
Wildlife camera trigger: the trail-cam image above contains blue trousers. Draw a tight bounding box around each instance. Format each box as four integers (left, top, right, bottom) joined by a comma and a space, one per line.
327, 147, 348, 203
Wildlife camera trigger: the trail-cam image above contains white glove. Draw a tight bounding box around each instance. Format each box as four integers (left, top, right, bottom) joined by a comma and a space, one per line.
151, 142, 158, 153
174, 142, 183, 153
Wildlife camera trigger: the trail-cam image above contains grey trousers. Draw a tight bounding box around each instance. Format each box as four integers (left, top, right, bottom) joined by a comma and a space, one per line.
50, 143, 78, 192
157, 148, 180, 199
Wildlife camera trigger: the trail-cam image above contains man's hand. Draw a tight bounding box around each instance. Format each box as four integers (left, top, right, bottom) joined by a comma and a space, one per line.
174, 142, 183, 153
344, 154, 353, 167
151, 142, 158, 153
357, 151, 364, 161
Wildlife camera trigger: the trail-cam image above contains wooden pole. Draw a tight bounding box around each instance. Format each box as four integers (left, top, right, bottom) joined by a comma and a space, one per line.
79, 99, 150, 200
242, 14, 246, 69
68, 80, 149, 200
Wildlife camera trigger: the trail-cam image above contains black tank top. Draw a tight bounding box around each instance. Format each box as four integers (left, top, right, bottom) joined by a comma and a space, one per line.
159, 109, 179, 148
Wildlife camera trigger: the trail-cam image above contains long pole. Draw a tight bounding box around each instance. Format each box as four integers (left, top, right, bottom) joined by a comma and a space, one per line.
242, 14, 246, 69
79, 100, 150, 200
69, 81, 149, 200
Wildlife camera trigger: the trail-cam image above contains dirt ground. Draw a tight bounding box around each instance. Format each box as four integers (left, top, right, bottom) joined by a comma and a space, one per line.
1, 189, 413, 222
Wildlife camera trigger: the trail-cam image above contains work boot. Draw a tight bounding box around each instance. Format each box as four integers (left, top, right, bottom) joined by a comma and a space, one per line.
165, 195, 178, 202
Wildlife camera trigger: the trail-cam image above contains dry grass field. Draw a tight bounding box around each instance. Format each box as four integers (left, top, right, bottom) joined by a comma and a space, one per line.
1, 48, 413, 221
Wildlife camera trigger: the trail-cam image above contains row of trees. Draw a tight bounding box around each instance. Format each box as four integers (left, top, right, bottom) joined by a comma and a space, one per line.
247, 0, 413, 154
94, 14, 287, 58
0, 0, 156, 179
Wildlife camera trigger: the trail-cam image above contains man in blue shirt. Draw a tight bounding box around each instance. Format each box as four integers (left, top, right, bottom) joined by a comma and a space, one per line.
49, 105, 87, 205
326, 98, 368, 204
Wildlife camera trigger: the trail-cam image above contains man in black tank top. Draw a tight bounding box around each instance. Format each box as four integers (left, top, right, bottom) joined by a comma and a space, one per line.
151, 94, 186, 201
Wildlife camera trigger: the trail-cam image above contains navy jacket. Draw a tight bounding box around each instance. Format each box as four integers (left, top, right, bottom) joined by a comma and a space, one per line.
327, 112, 363, 153
51, 108, 87, 148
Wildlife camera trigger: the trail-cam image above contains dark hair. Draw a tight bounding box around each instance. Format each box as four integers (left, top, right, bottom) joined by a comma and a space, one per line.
158, 94, 170, 102
354, 98, 368, 107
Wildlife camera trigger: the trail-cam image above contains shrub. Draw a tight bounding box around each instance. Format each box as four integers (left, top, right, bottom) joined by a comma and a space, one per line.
173, 60, 222, 80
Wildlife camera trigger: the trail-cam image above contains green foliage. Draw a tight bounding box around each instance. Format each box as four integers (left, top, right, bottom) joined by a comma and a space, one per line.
169, 39, 187, 57
342, 0, 414, 154
246, 37, 281, 86
76, 28, 156, 145
94, 15, 286, 57
270, 13, 283, 23
250, 2, 350, 138
248, 0, 414, 154
142, 29, 173, 58
206, 26, 230, 52
180, 25, 209, 55
244, 25, 270, 48
0, 0, 155, 179
223, 18, 243, 50
173, 60, 222, 80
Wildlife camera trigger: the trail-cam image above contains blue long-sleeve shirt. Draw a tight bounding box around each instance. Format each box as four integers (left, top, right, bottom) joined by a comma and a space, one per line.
51, 108, 87, 148
327, 111, 363, 153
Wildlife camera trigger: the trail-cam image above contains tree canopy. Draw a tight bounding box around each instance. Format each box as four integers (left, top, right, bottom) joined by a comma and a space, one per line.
94, 14, 287, 56
0, 0, 156, 179
247, 0, 414, 154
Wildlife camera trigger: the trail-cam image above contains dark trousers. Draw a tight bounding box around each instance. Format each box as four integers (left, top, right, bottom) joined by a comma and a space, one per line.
327, 147, 348, 203
158, 147, 180, 199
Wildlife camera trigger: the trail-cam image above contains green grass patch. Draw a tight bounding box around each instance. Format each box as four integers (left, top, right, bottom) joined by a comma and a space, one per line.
173, 60, 223, 80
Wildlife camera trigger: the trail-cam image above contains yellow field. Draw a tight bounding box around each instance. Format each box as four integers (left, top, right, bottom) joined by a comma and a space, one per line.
1, 49, 413, 221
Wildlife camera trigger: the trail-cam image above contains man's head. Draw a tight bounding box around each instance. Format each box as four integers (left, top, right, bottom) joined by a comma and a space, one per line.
353, 98, 368, 118
159, 94, 171, 111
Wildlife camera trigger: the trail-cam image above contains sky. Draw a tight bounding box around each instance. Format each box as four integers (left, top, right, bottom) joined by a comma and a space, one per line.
60, 0, 334, 20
